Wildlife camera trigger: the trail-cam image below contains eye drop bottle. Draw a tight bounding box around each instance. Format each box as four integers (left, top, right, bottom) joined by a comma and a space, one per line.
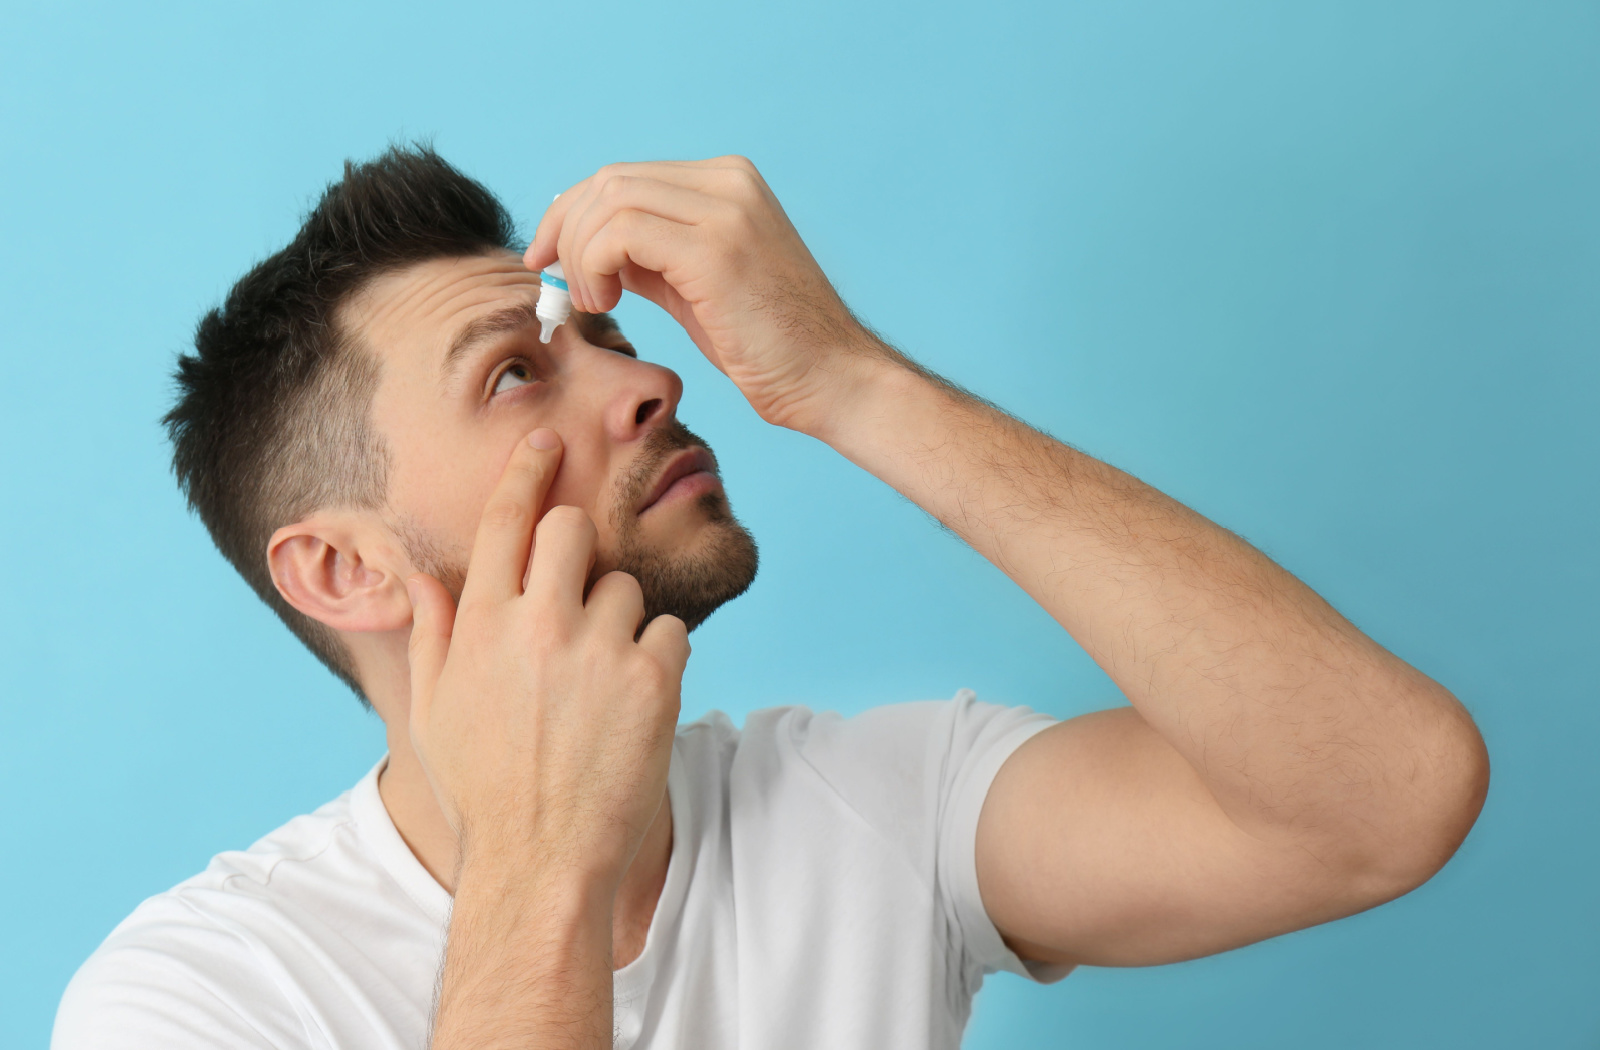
536, 261, 572, 343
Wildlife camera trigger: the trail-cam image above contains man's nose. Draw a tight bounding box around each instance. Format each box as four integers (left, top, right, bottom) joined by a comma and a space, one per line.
602, 356, 683, 442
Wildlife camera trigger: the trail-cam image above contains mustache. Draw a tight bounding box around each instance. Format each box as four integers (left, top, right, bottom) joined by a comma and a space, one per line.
610, 420, 717, 529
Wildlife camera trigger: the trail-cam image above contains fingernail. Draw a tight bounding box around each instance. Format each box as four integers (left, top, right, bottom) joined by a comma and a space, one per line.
528, 428, 560, 450
404, 579, 420, 606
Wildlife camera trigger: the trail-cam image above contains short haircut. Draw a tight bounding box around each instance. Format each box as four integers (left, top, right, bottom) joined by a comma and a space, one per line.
164, 145, 517, 703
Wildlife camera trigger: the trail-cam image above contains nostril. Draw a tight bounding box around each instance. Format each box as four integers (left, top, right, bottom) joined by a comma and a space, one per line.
635, 398, 662, 426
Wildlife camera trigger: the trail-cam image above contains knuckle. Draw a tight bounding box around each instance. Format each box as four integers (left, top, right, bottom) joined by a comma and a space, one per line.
509, 455, 553, 483
481, 498, 530, 530
579, 232, 616, 268
602, 569, 643, 599
615, 208, 648, 236
723, 165, 762, 199
547, 503, 588, 526
653, 612, 687, 634
539, 504, 595, 540
629, 654, 669, 695
722, 206, 759, 242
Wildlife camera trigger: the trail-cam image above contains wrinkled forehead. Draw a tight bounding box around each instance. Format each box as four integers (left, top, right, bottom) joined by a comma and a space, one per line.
340, 250, 540, 377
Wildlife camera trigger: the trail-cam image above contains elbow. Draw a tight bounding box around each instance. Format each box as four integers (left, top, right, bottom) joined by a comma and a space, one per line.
1347, 688, 1491, 906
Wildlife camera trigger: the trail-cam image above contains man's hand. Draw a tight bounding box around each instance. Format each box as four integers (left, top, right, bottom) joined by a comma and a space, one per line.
406, 426, 688, 880
524, 157, 889, 435
405, 427, 689, 1049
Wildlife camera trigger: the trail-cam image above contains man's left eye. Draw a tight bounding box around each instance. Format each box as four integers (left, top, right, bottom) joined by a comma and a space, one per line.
493, 362, 535, 395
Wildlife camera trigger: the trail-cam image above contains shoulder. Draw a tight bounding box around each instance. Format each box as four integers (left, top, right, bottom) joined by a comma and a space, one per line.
727, 691, 1055, 792
53, 883, 308, 1049
53, 782, 375, 1050
704, 692, 1055, 865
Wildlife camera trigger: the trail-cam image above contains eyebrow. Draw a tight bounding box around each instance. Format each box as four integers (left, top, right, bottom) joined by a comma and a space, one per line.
438, 304, 629, 385
440, 301, 543, 384
583, 311, 622, 339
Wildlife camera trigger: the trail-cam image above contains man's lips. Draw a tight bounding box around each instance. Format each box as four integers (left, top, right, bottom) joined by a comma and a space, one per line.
638, 447, 720, 514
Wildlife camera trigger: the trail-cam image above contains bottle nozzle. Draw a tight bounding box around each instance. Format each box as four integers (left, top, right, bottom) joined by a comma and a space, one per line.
535, 261, 572, 345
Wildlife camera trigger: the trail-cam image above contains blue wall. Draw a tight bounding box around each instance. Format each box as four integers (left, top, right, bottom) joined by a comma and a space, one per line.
2, 1, 1595, 1046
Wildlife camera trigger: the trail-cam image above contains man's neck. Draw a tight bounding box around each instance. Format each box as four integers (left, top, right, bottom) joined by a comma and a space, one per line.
375, 725, 673, 970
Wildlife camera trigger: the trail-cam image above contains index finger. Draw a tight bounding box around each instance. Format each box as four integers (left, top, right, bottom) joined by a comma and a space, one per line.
524, 184, 585, 274
523, 159, 756, 273
461, 428, 564, 604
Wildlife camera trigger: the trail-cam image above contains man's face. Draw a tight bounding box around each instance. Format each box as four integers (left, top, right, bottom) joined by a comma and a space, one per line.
350, 250, 757, 629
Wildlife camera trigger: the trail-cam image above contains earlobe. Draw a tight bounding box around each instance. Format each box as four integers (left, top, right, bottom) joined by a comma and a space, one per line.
267, 519, 413, 634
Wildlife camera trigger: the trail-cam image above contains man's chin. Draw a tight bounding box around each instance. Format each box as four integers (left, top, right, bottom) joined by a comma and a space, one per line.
615, 502, 759, 632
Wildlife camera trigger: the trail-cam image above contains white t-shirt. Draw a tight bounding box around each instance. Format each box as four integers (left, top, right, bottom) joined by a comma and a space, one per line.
54, 692, 1063, 1050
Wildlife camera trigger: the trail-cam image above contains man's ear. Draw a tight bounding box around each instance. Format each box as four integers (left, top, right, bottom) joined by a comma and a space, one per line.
267, 516, 413, 634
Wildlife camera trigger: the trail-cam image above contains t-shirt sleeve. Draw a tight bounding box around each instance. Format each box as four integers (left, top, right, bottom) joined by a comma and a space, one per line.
53, 896, 308, 1050
930, 693, 1073, 985
778, 690, 1063, 985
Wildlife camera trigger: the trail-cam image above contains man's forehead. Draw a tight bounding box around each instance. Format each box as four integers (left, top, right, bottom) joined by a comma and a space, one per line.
343, 250, 540, 366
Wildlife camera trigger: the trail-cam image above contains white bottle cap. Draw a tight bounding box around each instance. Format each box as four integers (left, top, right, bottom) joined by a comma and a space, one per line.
536, 261, 572, 344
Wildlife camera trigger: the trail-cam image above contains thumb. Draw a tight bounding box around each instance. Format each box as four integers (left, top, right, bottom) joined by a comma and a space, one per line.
405, 573, 456, 722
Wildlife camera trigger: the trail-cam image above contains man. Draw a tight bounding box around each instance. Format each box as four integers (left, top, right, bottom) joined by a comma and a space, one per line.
54, 147, 1488, 1050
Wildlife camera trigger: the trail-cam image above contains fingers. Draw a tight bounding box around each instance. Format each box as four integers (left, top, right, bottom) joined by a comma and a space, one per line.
405, 573, 457, 725
637, 613, 691, 679
526, 158, 767, 310
574, 211, 711, 314
524, 505, 599, 610
559, 178, 725, 311
463, 428, 564, 604
614, 263, 715, 356
586, 570, 646, 637
528, 159, 749, 257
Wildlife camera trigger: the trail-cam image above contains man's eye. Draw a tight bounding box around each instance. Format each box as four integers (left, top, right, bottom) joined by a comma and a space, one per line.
493, 362, 535, 395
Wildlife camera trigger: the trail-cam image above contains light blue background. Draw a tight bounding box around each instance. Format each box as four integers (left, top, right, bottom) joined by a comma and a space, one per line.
2, 1, 1596, 1046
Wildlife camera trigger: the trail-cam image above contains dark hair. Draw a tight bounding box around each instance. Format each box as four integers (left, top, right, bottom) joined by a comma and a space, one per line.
164, 144, 517, 702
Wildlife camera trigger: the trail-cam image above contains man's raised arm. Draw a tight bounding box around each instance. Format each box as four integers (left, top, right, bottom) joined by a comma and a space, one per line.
822, 363, 1489, 966
529, 156, 1489, 970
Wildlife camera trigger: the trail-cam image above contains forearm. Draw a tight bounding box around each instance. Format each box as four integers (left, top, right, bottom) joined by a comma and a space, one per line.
430, 854, 615, 1050
812, 350, 1483, 857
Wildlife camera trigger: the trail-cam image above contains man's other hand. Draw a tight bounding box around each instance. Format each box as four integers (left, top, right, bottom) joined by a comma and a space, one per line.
403, 427, 689, 888
524, 157, 891, 437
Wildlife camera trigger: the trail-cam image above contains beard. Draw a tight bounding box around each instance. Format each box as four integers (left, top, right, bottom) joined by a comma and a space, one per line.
605, 420, 759, 632
401, 421, 758, 633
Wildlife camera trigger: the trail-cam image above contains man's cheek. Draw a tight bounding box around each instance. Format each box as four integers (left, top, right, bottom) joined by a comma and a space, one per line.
540, 471, 606, 526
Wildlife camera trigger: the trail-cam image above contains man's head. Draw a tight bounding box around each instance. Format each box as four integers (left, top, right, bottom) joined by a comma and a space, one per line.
166, 146, 757, 708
